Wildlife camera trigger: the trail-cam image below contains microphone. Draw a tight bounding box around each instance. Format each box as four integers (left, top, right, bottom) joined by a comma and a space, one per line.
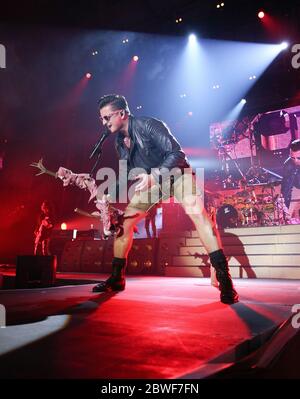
89, 128, 110, 160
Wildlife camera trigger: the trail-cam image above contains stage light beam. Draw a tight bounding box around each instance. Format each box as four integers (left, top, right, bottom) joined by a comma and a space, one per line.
188, 34, 197, 44
280, 42, 289, 50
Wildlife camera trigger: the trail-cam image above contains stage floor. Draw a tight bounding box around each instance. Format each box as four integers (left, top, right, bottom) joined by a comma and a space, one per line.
0, 273, 299, 379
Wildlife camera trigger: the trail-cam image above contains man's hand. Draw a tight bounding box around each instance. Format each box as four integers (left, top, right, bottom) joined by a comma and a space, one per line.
134, 173, 155, 192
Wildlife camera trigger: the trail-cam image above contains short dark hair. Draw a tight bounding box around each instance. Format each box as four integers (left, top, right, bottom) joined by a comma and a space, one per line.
290, 139, 300, 152
98, 94, 130, 114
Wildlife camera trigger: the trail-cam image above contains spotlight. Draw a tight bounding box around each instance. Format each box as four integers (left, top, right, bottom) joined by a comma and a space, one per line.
176, 18, 183, 23
122, 39, 129, 44
133, 55, 139, 62
249, 75, 256, 80
136, 105, 143, 110
241, 99, 247, 104
258, 11, 265, 19
180, 93, 187, 98
61, 223, 67, 230
280, 41, 289, 50
188, 111, 193, 116
86, 73, 92, 79
92, 50, 98, 56
188, 33, 197, 43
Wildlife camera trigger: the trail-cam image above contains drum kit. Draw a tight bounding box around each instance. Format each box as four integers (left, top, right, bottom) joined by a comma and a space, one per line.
207, 182, 286, 229
208, 114, 288, 228
212, 113, 283, 189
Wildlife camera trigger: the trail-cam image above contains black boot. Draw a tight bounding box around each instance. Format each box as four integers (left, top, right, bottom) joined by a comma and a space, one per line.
92, 257, 126, 292
209, 249, 239, 304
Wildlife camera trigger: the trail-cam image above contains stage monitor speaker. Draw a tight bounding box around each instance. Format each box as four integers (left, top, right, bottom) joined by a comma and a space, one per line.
60, 240, 84, 272
127, 238, 159, 275
80, 240, 106, 272
16, 255, 57, 288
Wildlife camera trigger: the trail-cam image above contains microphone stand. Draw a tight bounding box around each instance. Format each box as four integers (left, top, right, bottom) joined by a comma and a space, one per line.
90, 149, 103, 178
89, 129, 109, 178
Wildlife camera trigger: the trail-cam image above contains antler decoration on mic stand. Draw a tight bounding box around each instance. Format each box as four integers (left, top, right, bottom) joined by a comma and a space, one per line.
30, 158, 139, 239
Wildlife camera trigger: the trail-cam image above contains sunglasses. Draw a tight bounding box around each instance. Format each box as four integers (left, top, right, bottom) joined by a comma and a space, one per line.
99, 110, 122, 123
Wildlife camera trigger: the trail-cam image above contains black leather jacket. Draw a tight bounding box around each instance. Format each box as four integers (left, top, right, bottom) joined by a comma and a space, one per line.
115, 115, 190, 181
281, 157, 300, 207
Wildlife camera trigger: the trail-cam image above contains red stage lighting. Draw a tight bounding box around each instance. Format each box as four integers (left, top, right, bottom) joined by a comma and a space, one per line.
258, 11, 265, 19
132, 56, 139, 62
61, 223, 67, 230
86, 73, 92, 79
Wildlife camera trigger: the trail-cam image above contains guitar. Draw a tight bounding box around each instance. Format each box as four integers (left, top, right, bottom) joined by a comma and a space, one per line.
34, 215, 53, 254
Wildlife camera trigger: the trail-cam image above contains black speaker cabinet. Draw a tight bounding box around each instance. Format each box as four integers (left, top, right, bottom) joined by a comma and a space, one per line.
16, 255, 57, 288
60, 240, 84, 272
80, 240, 106, 272
127, 238, 159, 275
49, 238, 70, 271
102, 238, 114, 273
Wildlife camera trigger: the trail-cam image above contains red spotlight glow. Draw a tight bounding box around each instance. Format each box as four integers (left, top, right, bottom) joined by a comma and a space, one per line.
258, 11, 265, 19
86, 73, 92, 79
132, 56, 139, 62
61, 223, 67, 230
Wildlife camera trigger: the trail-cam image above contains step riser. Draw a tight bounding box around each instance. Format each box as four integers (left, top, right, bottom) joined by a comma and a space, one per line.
165, 266, 300, 279
163, 225, 300, 279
